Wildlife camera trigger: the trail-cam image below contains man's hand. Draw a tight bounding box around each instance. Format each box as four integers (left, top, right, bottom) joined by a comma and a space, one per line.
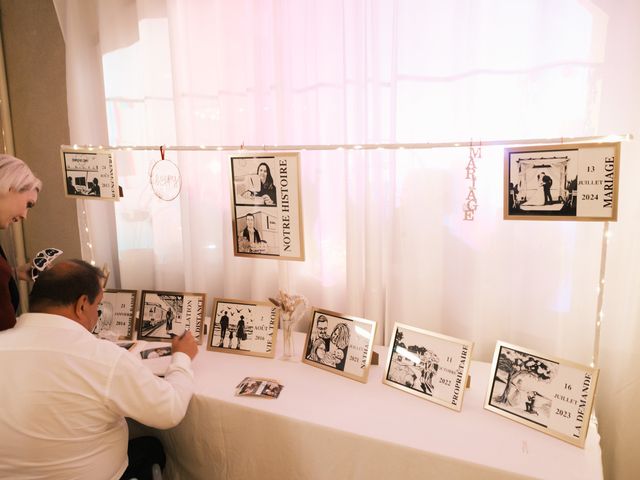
172, 331, 199, 359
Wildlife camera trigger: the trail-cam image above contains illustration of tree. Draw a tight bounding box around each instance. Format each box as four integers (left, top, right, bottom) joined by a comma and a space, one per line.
395, 330, 405, 349
495, 349, 553, 404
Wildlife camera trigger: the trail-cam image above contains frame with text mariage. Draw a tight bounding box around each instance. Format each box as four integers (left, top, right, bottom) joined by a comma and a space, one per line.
383, 323, 473, 412
484, 341, 599, 448
60, 147, 120, 200
138, 290, 206, 344
230, 152, 305, 260
504, 142, 620, 221
92, 289, 137, 341
302, 308, 376, 383
207, 298, 279, 358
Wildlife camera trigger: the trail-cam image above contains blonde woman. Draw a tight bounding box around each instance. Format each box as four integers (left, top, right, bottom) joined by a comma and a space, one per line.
0, 155, 42, 331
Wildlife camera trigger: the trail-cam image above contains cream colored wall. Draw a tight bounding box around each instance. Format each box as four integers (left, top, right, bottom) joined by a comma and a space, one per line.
0, 0, 81, 260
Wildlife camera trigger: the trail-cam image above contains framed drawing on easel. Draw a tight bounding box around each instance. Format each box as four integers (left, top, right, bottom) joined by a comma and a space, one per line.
484, 341, 599, 447
383, 323, 473, 412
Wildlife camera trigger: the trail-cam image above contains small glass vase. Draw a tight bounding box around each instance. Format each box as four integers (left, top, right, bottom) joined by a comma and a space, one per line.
281, 313, 295, 360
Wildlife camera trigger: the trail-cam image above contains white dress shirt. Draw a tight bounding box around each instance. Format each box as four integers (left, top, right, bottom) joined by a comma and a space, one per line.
0, 313, 195, 480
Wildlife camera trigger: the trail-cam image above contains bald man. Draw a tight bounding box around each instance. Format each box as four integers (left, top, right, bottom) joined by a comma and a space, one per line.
0, 259, 198, 479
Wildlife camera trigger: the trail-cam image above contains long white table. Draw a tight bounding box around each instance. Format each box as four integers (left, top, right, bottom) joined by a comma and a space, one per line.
132, 331, 603, 479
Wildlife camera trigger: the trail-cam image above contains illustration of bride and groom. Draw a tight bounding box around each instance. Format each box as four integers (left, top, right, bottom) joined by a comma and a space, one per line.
526, 171, 554, 207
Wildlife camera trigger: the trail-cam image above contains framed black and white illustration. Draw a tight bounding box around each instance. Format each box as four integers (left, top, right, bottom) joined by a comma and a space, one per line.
231, 152, 305, 260
93, 289, 137, 341
207, 298, 279, 358
383, 323, 473, 412
484, 341, 599, 448
138, 290, 206, 344
60, 147, 120, 200
505, 142, 620, 221
302, 308, 376, 383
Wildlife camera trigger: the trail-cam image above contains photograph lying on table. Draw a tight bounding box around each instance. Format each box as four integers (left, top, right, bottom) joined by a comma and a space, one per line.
207, 298, 279, 358
230, 152, 304, 260
504, 142, 620, 221
302, 308, 376, 383
92, 289, 137, 341
235, 377, 284, 399
60, 147, 120, 200
383, 323, 473, 412
484, 341, 599, 448
138, 290, 205, 344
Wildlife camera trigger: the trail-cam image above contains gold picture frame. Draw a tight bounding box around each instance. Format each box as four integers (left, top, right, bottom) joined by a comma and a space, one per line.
138, 290, 206, 344
484, 341, 599, 448
207, 298, 279, 358
93, 289, 137, 341
504, 142, 620, 221
302, 308, 376, 383
383, 323, 473, 412
60, 147, 120, 200
230, 152, 305, 260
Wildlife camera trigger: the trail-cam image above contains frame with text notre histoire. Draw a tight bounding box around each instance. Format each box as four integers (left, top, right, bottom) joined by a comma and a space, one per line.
302, 308, 376, 383
230, 152, 304, 261
484, 341, 599, 448
138, 290, 206, 344
92, 289, 137, 341
383, 323, 473, 412
207, 298, 279, 358
504, 142, 620, 221
60, 147, 120, 200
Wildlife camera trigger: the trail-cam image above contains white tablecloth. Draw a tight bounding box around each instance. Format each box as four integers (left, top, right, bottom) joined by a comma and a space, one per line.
133, 331, 602, 480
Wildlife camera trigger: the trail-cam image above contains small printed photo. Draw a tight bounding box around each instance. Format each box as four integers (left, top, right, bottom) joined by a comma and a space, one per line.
235, 377, 284, 399
260, 382, 283, 398
232, 156, 278, 207
238, 380, 261, 396
140, 346, 172, 360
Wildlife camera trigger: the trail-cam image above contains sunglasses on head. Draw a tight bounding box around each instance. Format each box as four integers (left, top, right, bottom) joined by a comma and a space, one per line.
30, 247, 63, 281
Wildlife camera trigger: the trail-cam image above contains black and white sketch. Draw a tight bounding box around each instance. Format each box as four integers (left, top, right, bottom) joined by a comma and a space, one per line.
138, 290, 205, 343
93, 289, 137, 341
60, 148, 119, 200
207, 298, 278, 358
231, 153, 304, 260
302, 309, 376, 383
383, 323, 473, 411
485, 342, 599, 447
505, 143, 620, 221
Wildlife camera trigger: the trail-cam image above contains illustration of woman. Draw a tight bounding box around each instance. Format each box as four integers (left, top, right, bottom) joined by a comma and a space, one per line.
252, 162, 277, 206
327, 323, 350, 371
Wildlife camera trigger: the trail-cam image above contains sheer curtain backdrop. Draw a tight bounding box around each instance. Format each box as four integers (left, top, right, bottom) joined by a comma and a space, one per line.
54, 1, 640, 479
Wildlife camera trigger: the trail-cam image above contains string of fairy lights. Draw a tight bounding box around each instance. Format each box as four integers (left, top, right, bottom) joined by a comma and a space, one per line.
66, 132, 631, 369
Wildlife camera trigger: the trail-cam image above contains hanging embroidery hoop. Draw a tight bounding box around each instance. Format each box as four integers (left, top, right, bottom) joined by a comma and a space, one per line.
150, 146, 182, 201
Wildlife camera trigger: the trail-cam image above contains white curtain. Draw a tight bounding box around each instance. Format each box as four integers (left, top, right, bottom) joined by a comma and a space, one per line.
55, 1, 640, 478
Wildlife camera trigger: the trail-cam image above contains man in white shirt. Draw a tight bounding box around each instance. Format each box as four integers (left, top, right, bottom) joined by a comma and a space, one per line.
0, 259, 198, 479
